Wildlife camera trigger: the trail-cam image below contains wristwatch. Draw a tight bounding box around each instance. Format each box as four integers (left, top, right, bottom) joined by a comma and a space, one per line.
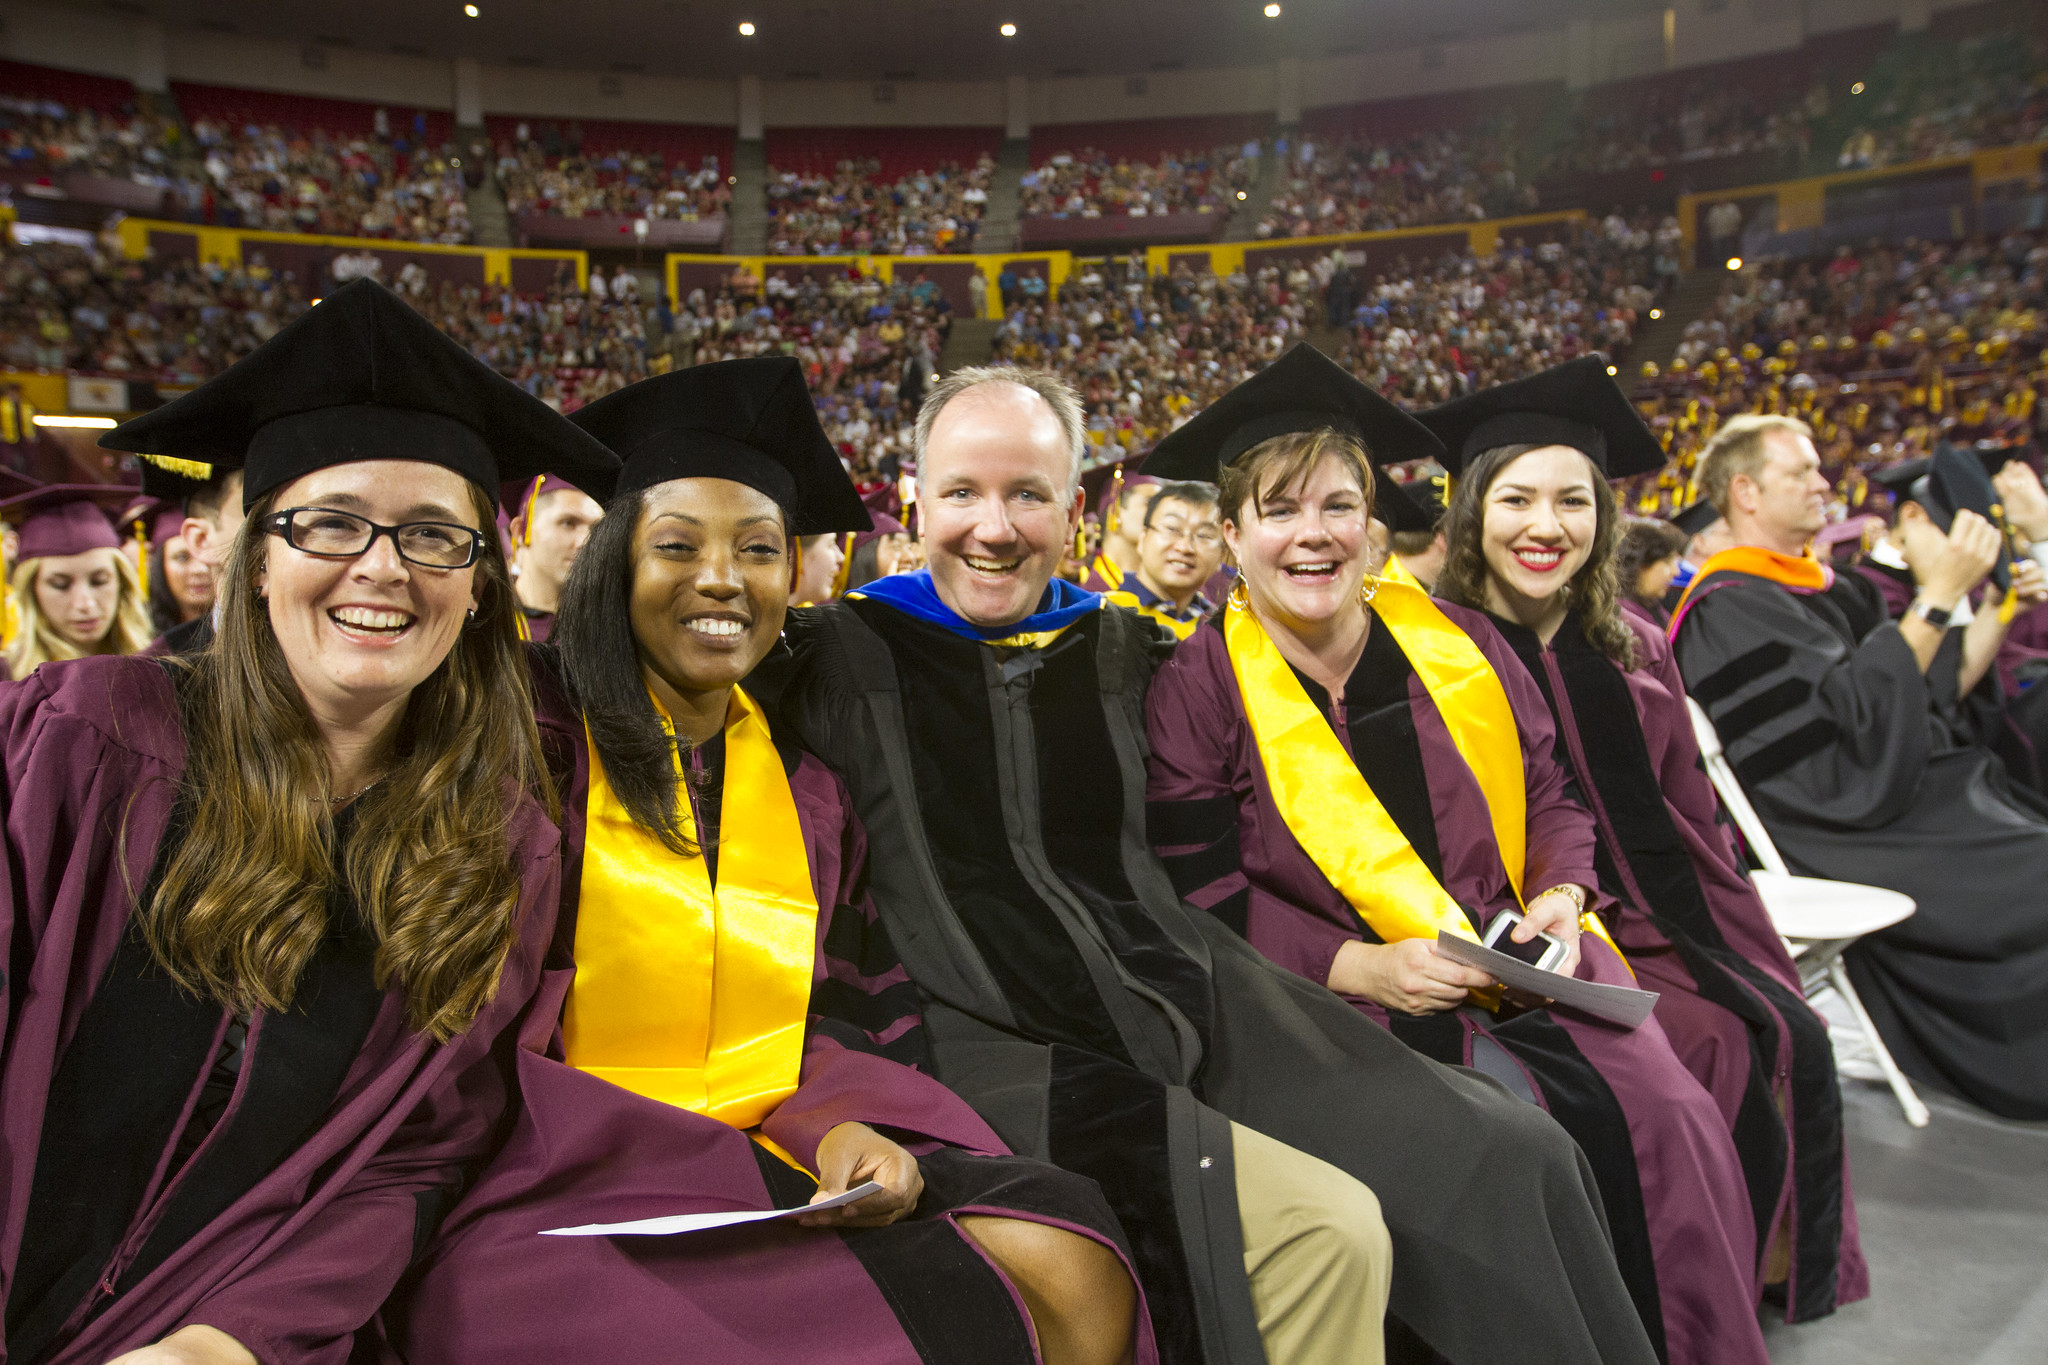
1909, 596, 1956, 629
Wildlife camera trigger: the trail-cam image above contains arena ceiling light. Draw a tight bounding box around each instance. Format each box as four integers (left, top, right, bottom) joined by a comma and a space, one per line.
1000, 22, 1017, 37
738, 20, 756, 36
1264, 3, 1281, 17
463, 3, 478, 15
1725, 256, 1743, 271
33, 415, 118, 429
1851, 81, 1865, 95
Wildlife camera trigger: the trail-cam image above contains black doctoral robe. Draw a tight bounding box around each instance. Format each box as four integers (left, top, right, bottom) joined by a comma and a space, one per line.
1673, 567, 2048, 1120
767, 599, 1658, 1365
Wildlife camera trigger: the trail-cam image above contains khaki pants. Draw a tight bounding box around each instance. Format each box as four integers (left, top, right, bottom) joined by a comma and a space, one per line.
1232, 1122, 1391, 1365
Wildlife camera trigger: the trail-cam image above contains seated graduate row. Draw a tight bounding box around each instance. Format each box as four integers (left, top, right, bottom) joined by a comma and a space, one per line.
6, 279, 1887, 1365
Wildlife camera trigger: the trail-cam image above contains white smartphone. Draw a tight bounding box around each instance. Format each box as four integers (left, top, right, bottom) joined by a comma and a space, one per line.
1481, 909, 1571, 973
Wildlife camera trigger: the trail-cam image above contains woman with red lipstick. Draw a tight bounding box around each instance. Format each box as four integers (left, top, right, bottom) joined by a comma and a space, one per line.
391, 357, 1149, 1365
1142, 348, 1769, 1365
0, 279, 621, 1365
1, 485, 155, 679
1426, 360, 1865, 1331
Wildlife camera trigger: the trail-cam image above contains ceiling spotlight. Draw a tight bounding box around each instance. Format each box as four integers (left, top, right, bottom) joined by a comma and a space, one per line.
1237, 189, 1247, 199
1649, 308, 1661, 319
1606, 365, 1618, 376
1851, 81, 1865, 94
1000, 22, 1017, 37
463, 3, 478, 15
1264, 3, 1281, 16
738, 20, 756, 35
1725, 256, 1743, 271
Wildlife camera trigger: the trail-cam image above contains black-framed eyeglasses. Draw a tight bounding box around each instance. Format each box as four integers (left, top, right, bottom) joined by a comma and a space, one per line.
262, 507, 485, 570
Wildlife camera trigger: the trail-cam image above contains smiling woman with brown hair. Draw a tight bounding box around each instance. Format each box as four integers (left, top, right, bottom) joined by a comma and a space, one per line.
0, 279, 619, 1365
390, 356, 1148, 1365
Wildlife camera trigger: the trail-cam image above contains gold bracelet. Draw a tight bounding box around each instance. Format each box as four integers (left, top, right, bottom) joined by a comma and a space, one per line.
1540, 884, 1588, 915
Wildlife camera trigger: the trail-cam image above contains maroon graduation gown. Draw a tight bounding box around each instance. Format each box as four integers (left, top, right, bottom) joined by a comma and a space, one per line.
0, 655, 561, 1365
1145, 609, 1768, 1365
387, 657, 1150, 1365
1488, 607, 1867, 1323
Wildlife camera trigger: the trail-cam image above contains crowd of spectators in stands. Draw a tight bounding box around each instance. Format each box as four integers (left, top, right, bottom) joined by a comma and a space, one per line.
1020, 143, 1256, 219
1834, 24, 2048, 170
0, 96, 181, 181
764, 155, 992, 255
1, 89, 474, 242
1540, 80, 1823, 177
495, 124, 730, 223
183, 112, 474, 243
1338, 214, 1668, 407
655, 265, 946, 488
1630, 229, 2047, 518
1257, 127, 1538, 240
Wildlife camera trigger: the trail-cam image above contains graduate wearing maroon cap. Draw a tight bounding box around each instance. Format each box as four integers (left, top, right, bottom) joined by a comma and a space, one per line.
1, 484, 154, 680
503, 473, 603, 643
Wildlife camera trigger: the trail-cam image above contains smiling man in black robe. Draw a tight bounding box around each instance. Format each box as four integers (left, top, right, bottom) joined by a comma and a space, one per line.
763, 363, 1657, 1365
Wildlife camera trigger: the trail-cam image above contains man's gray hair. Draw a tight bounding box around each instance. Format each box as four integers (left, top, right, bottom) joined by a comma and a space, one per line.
912, 364, 1088, 495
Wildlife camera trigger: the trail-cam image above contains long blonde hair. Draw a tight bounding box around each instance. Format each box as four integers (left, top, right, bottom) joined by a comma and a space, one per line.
5, 550, 154, 677
142, 481, 553, 1041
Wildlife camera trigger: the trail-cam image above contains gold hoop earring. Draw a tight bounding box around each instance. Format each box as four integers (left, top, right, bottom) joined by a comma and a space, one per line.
1226, 579, 1251, 613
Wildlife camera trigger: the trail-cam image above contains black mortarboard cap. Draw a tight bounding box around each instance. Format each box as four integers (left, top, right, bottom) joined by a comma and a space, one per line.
1140, 345, 1442, 534
1930, 443, 2013, 591
568, 356, 871, 536
1671, 497, 1725, 538
1414, 356, 1666, 479
99, 279, 621, 511
1869, 458, 1932, 503
135, 453, 217, 507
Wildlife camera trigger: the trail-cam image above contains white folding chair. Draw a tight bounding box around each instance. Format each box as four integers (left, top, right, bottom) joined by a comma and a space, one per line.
1685, 697, 1932, 1127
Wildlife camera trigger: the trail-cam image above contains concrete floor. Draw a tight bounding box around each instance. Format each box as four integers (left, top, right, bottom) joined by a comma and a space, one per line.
1759, 1081, 2048, 1364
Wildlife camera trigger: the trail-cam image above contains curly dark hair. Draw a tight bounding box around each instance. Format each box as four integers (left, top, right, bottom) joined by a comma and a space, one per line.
1613, 517, 1688, 611
1434, 443, 1640, 670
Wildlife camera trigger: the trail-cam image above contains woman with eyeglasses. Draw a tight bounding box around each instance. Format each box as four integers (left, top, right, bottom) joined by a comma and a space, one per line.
0, 280, 619, 1365
388, 358, 1148, 1365
1140, 349, 1768, 1365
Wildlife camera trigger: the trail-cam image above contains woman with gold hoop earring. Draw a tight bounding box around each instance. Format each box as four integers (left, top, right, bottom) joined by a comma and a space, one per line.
1140, 344, 1767, 1365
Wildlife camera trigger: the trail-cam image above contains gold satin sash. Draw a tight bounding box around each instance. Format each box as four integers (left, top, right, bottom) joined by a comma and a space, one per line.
1226, 570, 1619, 958
563, 686, 820, 1130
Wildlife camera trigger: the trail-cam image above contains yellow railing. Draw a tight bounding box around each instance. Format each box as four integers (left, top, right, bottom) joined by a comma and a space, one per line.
664, 250, 1075, 306
111, 218, 589, 289
1675, 140, 2046, 264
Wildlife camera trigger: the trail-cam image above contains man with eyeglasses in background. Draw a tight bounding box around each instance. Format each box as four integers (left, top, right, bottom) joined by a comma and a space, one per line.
1112, 479, 1227, 639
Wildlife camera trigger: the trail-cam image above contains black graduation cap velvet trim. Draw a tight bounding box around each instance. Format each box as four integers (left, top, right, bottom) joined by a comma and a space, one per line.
1414, 356, 1666, 479
1139, 345, 1443, 534
568, 356, 873, 537
98, 279, 621, 510
1875, 447, 2013, 590
1671, 498, 1725, 537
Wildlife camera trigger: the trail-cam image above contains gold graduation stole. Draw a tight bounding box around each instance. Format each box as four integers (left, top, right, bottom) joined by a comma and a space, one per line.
1105, 589, 1200, 640
1090, 551, 1125, 591
563, 686, 820, 1130
1225, 564, 1620, 959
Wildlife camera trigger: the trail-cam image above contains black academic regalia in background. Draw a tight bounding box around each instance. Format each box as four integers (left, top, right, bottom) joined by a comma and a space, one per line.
1674, 568, 2048, 1120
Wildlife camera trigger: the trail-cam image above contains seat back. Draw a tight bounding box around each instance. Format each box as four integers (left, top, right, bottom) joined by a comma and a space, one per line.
1684, 697, 1792, 876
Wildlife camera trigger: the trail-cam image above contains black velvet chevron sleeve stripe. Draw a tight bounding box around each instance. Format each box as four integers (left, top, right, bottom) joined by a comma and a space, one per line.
812, 898, 933, 1072
1715, 677, 1817, 745
1147, 794, 1250, 938
1732, 719, 1843, 788
1690, 641, 1795, 708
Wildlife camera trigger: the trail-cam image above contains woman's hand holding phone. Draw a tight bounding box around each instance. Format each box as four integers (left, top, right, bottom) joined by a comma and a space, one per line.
1513, 890, 1585, 978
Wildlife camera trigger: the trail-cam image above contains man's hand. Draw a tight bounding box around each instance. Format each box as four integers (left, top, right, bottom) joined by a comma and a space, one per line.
2012, 558, 2048, 610
799, 1121, 923, 1229
1900, 508, 2001, 607
104, 1326, 257, 1365
1328, 937, 1496, 1014
1994, 461, 2048, 543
